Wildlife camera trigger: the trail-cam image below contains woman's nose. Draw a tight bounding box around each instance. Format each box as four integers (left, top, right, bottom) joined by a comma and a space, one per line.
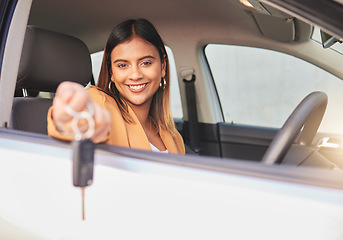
129, 65, 143, 80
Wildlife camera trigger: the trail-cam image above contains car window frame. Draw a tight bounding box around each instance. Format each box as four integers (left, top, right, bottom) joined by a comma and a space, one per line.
0, 0, 32, 128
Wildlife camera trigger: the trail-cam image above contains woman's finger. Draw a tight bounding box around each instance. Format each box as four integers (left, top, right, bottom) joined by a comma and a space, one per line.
55, 81, 84, 104
68, 87, 90, 113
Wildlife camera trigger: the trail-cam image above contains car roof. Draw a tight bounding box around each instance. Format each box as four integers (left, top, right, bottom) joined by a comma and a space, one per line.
29, 0, 265, 53
27, 0, 343, 82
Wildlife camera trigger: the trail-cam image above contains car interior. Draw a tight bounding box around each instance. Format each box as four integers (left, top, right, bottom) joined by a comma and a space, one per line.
7, 0, 343, 170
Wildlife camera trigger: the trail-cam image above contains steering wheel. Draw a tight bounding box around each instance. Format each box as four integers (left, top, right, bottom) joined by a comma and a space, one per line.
261, 91, 328, 165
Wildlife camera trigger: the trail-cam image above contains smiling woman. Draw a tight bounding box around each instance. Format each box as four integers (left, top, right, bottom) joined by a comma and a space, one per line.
109, 37, 165, 112
47, 18, 185, 154
90, 47, 183, 119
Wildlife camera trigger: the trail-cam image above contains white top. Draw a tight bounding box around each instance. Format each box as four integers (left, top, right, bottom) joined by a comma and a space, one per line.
149, 142, 169, 153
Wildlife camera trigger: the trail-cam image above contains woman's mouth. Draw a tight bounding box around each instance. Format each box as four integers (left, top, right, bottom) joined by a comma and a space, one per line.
127, 83, 148, 92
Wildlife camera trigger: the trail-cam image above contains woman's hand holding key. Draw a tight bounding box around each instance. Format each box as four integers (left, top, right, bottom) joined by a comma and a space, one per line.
52, 81, 112, 143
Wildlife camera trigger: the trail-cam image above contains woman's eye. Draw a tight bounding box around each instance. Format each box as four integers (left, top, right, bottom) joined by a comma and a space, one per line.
118, 63, 127, 68
141, 61, 152, 66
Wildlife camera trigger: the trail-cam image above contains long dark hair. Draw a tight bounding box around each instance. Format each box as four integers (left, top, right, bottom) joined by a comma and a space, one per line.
97, 18, 176, 134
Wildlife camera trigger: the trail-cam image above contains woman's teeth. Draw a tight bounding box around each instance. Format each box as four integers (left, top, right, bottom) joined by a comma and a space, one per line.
129, 84, 146, 90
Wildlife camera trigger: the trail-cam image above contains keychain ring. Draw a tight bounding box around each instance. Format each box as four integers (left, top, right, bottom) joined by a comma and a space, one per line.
65, 103, 95, 140
72, 112, 95, 140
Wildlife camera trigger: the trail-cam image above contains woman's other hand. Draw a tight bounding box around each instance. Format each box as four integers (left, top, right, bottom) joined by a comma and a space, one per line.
52, 81, 112, 143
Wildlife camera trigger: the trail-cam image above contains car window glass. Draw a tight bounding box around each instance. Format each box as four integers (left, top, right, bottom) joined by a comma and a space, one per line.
91, 51, 103, 84
90, 46, 183, 119
205, 44, 343, 134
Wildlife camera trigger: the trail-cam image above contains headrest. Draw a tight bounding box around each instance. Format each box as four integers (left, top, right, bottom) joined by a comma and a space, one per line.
16, 26, 92, 92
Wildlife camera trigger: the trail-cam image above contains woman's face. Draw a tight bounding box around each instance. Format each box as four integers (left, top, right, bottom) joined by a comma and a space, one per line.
110, 36, 166, 110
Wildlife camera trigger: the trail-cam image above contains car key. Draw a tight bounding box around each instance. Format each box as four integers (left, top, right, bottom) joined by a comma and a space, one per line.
66, 103, 95, 221
72, 138, 94, 220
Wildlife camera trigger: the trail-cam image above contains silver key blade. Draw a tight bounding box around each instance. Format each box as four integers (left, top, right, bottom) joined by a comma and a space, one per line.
81, 187, 85, 221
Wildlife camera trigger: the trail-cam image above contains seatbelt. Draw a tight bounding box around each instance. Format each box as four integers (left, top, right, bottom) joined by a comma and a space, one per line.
183, 73, 201, 154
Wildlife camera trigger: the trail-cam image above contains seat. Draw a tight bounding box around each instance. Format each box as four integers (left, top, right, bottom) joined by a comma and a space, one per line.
10, 26, 93, 134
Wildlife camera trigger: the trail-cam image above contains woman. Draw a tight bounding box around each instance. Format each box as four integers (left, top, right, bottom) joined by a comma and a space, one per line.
47, 19, 185, 154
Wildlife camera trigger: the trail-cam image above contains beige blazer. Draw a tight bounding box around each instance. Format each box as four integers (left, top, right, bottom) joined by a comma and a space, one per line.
47, 87, 185, 154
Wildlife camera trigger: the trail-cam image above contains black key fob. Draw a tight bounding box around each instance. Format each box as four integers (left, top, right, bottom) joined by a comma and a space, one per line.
72, 139, 94, 188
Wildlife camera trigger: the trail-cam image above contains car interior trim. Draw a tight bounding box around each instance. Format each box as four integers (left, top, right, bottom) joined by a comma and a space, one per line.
0, 0, 31, 128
